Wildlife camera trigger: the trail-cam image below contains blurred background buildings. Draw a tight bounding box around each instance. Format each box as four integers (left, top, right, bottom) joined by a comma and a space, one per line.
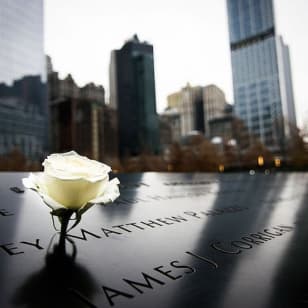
0, 0, 307, 171
0, 0, 48, 168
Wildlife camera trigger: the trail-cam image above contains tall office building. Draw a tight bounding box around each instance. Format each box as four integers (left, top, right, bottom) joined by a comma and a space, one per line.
0, 0, 48, 162
109, 35, 160, 157
227, 0, 297, 153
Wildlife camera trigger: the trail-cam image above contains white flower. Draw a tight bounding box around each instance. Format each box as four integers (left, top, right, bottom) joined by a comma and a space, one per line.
22, 151, 120, 215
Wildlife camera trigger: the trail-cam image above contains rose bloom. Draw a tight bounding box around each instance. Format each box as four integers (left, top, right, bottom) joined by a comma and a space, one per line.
23, 151, 120, 211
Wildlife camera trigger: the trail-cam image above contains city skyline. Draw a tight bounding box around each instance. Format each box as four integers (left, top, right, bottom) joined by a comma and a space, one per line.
45, 0, 308, 128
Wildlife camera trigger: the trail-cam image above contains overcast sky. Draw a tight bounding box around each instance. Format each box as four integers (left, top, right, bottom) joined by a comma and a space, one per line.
45, 0, 308, 128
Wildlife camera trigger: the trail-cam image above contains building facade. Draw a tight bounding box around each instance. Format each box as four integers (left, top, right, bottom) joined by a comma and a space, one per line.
209, 106, 250, 151
180, 84, 203, 136
102, 105, 118, 162
48, 70, 106, 161
227, 0, 297, 153
167, 84, 203, 136
167, 84, 226, 137
109, 35, 160, 157
167, 92, 182, 109
0, 0, 48, 162
50, 98, 104, 161
202, 85, 227, 137
160, 108, 181, 144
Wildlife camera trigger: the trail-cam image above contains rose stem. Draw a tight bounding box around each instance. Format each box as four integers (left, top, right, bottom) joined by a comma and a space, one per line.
59, 210, 74, 250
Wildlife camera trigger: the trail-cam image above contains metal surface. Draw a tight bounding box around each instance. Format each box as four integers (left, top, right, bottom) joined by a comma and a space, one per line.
0, 172, 307, 308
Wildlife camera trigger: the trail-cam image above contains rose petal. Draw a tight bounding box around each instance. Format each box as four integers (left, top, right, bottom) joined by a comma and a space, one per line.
22, 173, 66, 211
23, 173, 120, 213
22, 173, 49, 195
43, 151, 111, 182
39, 193, 67, 211
22, 173, 39, 191
89, 178, 120, 205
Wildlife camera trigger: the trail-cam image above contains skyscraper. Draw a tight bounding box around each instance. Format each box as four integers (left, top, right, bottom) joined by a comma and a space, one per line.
227, 0, 297, 153
109, 35, 160, 157
0, 0, 48, 163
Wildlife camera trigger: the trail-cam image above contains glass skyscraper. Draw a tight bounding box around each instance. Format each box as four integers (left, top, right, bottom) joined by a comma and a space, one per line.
227, 0, 297, 153
109, 35, 160, 157
0, 0, 48, 162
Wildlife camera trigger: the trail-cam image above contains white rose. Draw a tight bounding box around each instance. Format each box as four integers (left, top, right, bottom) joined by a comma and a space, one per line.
22, 151, 120, 212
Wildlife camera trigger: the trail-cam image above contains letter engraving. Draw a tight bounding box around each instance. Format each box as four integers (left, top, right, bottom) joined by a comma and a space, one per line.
170, 260, 196, 274
0, 209, 13, 216
112, 225, 132, 233
10, 187, 24, 193
68, 228, 102, 241
250, 233, 272, 241
123, 272, 165, 294
20, 239, 44, 250
154, 265, 183, 280
156, 218, 174, 225
166, 216, 188, 223
241, 236, 264, 245
101, 228, 122, 237
264, 228, 283, 236
186, 251, 218, 268
231, 241, 253, 249
0, 243, 24, 256
141, 220, 163, 228
183, 211, 201, 219
211, 241, 241, 254
102, 285, 134, 306
125, 222, 144, 230
258, 231, 275, 239
277, 225, 294, 231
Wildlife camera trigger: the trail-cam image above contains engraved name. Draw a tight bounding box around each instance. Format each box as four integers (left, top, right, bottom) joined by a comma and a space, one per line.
70, 224, 294, 307
0, 206, 247, 256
